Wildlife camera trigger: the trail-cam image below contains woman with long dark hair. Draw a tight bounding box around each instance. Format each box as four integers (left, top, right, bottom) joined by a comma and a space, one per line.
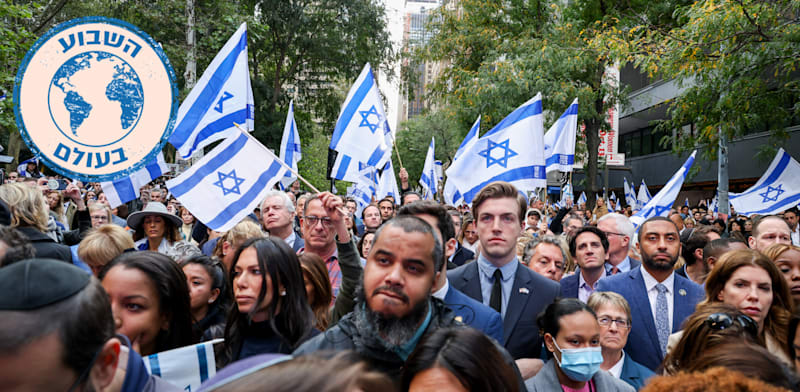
219, 237, 315, 366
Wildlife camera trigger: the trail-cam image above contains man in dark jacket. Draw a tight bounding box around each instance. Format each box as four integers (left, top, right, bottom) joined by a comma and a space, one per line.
295, 216, 523, 387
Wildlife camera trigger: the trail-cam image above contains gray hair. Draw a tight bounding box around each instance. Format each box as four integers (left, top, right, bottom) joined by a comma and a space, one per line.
262, 190, 296, 213
165, 240, 203, 263
598, 213, 635, 241
522, 234, 568, 267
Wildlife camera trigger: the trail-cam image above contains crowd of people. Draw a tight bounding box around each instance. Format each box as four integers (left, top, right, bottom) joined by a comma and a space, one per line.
1, 166, 800, 392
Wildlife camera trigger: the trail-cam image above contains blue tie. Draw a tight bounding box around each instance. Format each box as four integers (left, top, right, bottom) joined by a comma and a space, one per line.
655, 283, 669, 356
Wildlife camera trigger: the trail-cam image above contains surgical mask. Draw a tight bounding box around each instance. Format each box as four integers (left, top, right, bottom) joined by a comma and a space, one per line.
552, 340, 603, 382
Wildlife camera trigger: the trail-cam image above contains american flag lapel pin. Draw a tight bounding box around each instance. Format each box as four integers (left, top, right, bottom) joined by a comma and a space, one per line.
519, 287, 530, 295
679, 289, 687, 296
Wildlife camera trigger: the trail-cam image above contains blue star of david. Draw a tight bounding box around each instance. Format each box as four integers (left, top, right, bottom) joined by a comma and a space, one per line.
478, 138, 518, 168
653, 205, 671, 216
358, 105, 382, 133
213, 170, 245, 196
760, 184, 785, 203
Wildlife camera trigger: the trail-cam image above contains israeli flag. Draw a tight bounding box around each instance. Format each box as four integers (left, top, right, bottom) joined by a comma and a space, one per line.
170, 23, 254, 159
279, 100, 301, 189
684, 198, 689, 207
544, 98, 578, 173
377, 159, 400, 203
16, 157, 42, 177
630, 151, 697, 228
577, 191, 587, 205
446, 94, 546, 203
329, 63, 391, 181
420, 137, 437, 200
350, 165, 378, 214
637, 179, 652, 210
166, 129, 288, 232
434, 160, 443, 183
444, 115, 480, 206
144, 339, 222, 391
101, 152, 170, 208
624, 177, 637, 207
709, 194, 718, 214
730, 148, 800, 215
561, 184, 573, 205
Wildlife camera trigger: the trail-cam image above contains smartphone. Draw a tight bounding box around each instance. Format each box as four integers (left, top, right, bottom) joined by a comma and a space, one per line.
47, 179, 69, 190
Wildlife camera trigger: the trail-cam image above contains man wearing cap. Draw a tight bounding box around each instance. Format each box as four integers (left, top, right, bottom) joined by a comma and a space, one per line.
0, 259, 179, 391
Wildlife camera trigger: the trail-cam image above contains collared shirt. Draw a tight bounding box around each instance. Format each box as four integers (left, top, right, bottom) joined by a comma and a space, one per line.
641, 267, 675, 331
432, 279, 449, 300
477, 254, 518, 318
283, 231, 296, 248
299, 247, 341, 299
605, 256, 632, 275
608, 351, 625, 379
792, 226, 800, 246
578, 271, 599, 303
134, 238, 173, 254
462, 240, 479, 253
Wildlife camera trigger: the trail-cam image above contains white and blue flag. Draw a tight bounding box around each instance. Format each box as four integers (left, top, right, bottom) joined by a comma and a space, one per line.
560, 184, 573, 205
420, 138, 437, 200
170, 23, 254, 159
730, 148, 800, 215
350, 164, 379, 214
16, 157, 42, 177
637, 179, 652, 210
577, 191, 587, 205
279, 100, 301, 189
101, 152, 170, 208
630, 151, 697, 228
144, 339, 222, 391
166, 129, 288, 232
624, 177, 637, 208
445, 93, 546, 203
544, 98, 578, 173
377, 159, 400, 203
709, 194, 718, 214
329, 63, 392, 182
443, 115, 481, 206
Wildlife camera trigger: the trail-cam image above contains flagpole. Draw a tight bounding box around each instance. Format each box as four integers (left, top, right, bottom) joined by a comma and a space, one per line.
234, 123, 348, 215
393, 142, 404, 168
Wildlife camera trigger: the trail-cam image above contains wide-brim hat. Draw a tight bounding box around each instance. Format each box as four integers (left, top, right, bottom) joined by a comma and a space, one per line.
126, 202, 183, 230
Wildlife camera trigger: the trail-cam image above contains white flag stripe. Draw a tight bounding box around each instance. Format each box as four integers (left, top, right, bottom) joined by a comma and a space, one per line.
544, 98, 579, 173
101, 153, 169, 208
279, 100, 301, 188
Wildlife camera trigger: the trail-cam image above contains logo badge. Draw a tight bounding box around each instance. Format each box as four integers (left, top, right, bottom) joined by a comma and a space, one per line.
14, 16, 177, 182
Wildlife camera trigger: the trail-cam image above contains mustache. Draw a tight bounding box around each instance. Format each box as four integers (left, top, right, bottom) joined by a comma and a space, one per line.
372, 285, 409, 303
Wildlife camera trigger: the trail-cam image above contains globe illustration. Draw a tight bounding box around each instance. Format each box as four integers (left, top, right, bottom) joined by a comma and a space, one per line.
48, 51, 144, 147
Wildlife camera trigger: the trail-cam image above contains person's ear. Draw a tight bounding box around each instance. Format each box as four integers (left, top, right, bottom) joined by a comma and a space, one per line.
445, 238, 457, 259
209, 288, 220, 304
544, 333, 555, 353
90, 337, 121, 390
222, 241, 231, 256
694, 248, 703, 262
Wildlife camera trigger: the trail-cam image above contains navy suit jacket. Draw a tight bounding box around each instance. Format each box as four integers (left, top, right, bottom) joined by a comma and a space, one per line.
292, 235, 305, 253
443, 285, 504, 344
448, 261, 560, 359
620, 352, 655, 391
595, 266, 704, 371
450, 245, 475, 268
559, 273, 579, 299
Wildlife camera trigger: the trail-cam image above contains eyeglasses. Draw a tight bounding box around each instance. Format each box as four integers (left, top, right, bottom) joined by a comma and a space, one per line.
705, 313, 758, 338
602, 231, 626, 237
304, 215, 332, 227
597, 316, 631, 329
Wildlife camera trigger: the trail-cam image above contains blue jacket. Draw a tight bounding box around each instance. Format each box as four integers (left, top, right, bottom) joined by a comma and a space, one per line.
448, 261, 560, 359
595, 266, 704, 371
620, 352, 655, 391
559, 273, 580, 299
443, 285, 504, 344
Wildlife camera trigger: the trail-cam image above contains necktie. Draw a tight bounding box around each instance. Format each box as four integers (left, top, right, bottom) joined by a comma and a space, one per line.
655, 283, 670, 356
490, 269, 503, 313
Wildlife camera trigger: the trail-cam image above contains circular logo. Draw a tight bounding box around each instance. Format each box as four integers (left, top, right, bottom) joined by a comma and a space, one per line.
14, 17, 177, 182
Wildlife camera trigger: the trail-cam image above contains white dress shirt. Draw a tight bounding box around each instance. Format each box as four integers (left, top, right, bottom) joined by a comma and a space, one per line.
283, 231, 297, 248
792, 226, 800, 246
608, 351, 625, 379
640, 267, 675, 331
432, 279, 449, 300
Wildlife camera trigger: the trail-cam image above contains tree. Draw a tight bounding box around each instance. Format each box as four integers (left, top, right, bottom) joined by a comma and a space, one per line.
409, 0, 623, 206
590, 0, 800, 159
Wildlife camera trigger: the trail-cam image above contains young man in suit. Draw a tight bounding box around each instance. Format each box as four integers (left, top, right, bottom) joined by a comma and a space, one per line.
596, 216, 704, 371
561, 226, 609, 302
398, 201, 503, 344
445, 206, 475, 268
597, 213, 641, 275
448, 181, 560, 379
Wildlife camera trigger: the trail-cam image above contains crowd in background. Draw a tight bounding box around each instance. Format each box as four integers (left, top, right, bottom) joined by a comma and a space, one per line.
1, 164, 800, 392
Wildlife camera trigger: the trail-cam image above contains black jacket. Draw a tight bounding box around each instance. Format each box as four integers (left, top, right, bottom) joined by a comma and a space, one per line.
17, 226, 72, 263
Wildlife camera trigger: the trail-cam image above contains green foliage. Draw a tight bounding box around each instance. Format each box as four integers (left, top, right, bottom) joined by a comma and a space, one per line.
591, 0, 800, 159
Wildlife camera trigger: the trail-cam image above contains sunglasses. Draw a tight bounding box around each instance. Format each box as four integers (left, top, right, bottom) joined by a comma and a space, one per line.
705, 312, 759, 338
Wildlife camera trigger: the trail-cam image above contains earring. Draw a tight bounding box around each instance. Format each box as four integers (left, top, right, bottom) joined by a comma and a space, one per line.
208, 299, 214, 304
280, 290, 287, 296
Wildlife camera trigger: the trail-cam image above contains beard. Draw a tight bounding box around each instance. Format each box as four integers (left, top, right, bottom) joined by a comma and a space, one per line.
353, 282, 430, 347
641, 250, 679, 271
